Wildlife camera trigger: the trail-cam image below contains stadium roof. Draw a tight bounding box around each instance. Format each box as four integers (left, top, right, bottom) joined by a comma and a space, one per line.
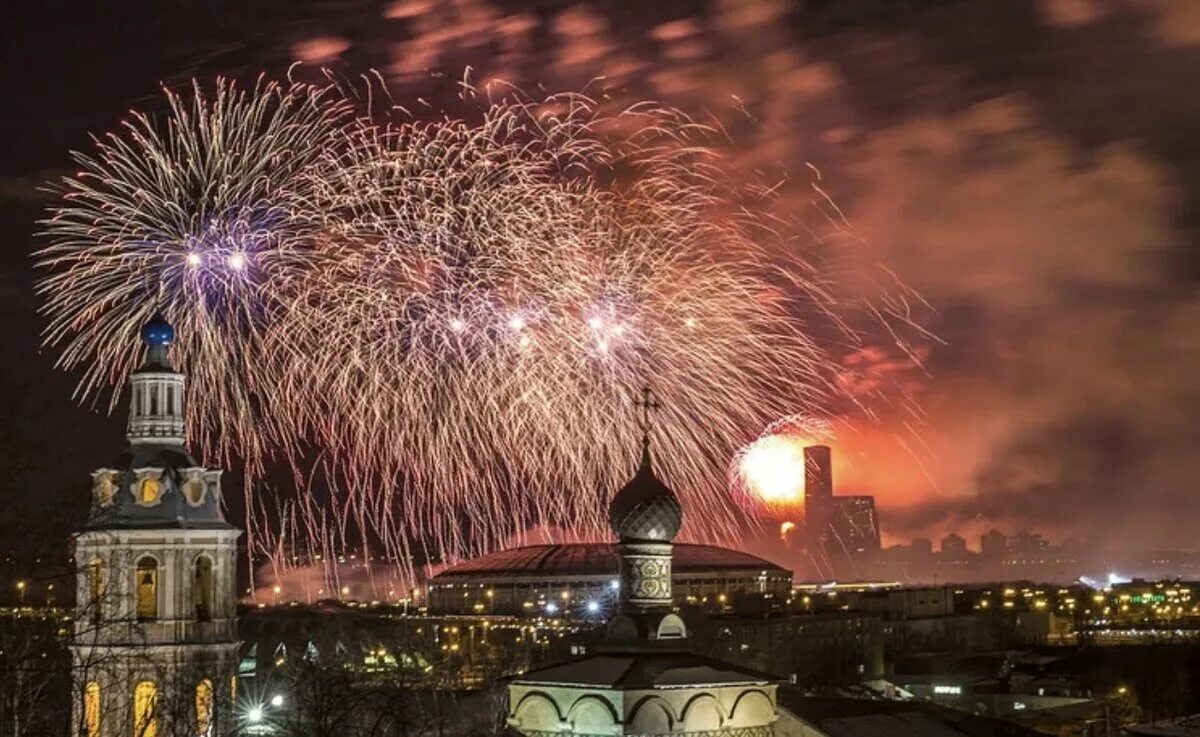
432, 542, 789, 581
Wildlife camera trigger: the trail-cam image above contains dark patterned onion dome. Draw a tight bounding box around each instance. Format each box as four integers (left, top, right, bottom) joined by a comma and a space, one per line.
609, 449, 683, 542
141, 314, 175, 346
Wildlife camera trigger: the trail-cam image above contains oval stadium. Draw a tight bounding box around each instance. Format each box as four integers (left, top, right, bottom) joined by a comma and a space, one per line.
428, 542, 793, 615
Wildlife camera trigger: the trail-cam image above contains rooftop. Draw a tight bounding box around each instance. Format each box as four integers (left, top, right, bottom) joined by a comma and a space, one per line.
511, 652, 780, 689
432, 542, 789, 581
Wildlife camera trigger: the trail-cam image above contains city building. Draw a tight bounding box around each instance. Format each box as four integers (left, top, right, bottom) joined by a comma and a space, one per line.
981, 530, 1007, 559
506, 418, 782, 737
847, 586, 956, 620
940, 533, 968, 558
428, 543, 792, 616
831, 496, 881, 555
693, 611, 886, 686
71, 317, 240, 736
804, 445, 833, 549
802, 445, 880, 560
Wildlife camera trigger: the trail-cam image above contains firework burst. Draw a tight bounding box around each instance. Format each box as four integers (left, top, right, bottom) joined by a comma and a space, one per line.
36, 77, 918, 591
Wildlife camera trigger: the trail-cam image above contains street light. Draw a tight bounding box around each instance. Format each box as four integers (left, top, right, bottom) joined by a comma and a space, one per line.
16, 580, 25, 605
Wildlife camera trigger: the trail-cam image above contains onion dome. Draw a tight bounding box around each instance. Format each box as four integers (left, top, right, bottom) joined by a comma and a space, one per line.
140, 313, 175, 346
609, 442, 683, 542
138, 313, 174, 371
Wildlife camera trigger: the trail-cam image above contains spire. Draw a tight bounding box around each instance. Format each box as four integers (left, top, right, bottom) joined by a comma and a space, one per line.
635, 386, 660, 471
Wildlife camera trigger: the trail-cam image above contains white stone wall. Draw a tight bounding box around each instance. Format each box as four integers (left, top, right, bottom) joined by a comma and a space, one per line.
74, 529, 239, 642
509, 682, 779, 736
71, 528, 241, 736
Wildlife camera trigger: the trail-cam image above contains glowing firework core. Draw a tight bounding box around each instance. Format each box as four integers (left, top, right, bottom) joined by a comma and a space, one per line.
739, 434, 808, 506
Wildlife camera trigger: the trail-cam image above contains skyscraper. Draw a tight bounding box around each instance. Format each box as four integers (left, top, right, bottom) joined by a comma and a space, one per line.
832, 496, 882, 554
804, 445, 833, 548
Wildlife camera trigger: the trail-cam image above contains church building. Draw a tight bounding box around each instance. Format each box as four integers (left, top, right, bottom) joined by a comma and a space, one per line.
506, 395, 782, 737
71, 316, 241, 736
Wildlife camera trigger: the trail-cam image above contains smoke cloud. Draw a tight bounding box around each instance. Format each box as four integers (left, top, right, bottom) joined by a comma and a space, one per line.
272, 0, 1200, 549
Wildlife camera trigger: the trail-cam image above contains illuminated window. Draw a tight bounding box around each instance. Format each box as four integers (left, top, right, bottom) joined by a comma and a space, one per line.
88, 559, 105, 623
193, 556, 214, 622
85, 681, 101, 737
229, 675, 237, 704
93, 471, 117, 506
138, 478, 161, 505
136, 558, 158, 621
133, 680, 158, 737
195, 679, 213, 736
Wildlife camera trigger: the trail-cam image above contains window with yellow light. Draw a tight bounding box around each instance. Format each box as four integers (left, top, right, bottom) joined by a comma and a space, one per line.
136, 558, 158, 621
133, 680, 157, 737
84, 681, 101, 737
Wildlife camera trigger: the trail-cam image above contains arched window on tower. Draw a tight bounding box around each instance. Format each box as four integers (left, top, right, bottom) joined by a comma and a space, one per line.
135, 558, 158, 621
149, 386, 159, 415
88, 558, 104, 623
84, 681, 102, 737
193, 555, 214, 622
194, 679, 214, 737
133, 680, 158, 737
166, 385, 175, 416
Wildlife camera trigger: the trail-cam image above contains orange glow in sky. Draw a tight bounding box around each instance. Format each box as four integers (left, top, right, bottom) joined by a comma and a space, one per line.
738, 433, 810, 509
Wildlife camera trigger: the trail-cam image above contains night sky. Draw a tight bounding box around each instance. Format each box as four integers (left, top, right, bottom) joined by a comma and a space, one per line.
1, 0, 1198, 554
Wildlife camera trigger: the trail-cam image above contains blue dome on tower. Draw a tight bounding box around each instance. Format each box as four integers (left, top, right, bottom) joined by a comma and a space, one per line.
141, 314, 175, 346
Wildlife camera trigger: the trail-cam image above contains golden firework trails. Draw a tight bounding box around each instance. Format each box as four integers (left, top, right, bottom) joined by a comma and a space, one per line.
36, 78, 914, 588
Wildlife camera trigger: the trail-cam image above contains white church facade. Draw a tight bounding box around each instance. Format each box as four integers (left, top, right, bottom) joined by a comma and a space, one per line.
71, 316, 240, 737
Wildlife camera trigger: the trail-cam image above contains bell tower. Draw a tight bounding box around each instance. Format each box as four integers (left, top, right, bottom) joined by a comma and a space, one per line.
71, 316, 240, 737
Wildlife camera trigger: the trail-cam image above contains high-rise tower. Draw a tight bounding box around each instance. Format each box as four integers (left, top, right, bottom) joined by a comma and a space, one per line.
71, 316, 240, 737
803, 445, 833, 548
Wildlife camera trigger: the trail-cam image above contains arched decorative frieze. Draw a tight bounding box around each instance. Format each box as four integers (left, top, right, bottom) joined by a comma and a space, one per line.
513, 691, 565, 731
627, 695, 676, 734
566, 694, 618, 733
728, 689, 777, 727
682, 693, 727, 731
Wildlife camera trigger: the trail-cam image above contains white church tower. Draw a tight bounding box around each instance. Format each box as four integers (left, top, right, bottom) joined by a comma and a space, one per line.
71, 315, 240, 737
